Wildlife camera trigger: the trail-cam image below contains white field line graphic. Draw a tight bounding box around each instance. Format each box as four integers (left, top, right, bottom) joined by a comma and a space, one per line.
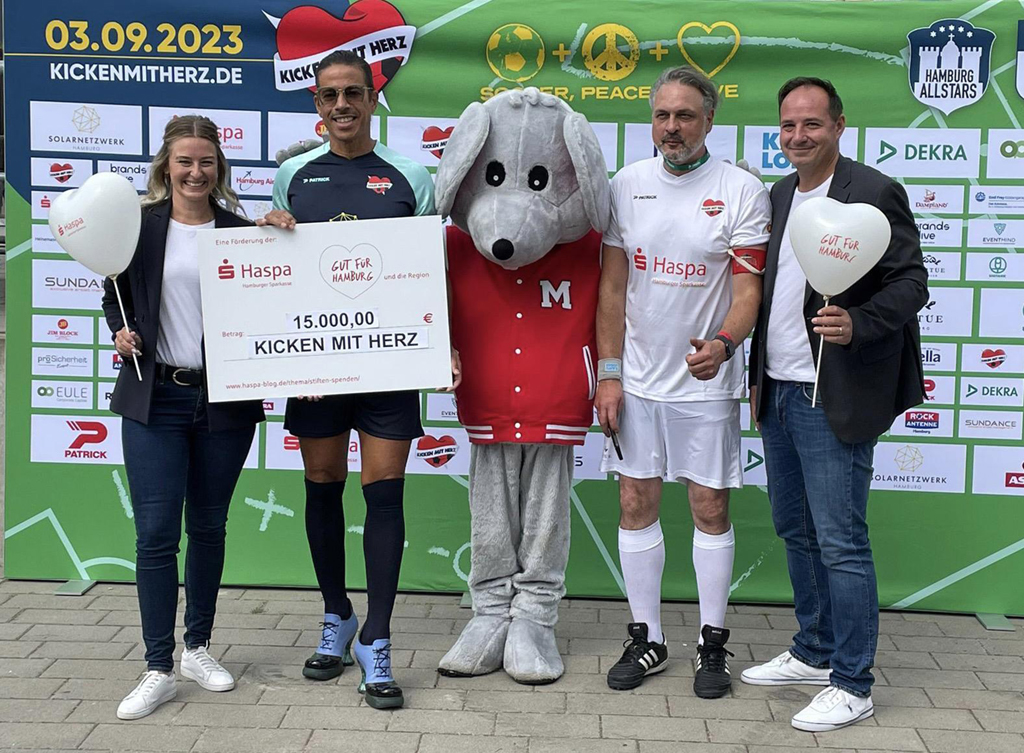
5, 508, 136, 576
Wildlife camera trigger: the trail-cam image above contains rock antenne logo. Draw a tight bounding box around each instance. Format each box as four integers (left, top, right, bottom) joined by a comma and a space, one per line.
907, 19, 995, 115
264, 0, 416, 108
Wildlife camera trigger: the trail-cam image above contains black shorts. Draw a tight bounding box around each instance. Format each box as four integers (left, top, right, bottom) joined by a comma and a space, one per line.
284, 390, 423, 440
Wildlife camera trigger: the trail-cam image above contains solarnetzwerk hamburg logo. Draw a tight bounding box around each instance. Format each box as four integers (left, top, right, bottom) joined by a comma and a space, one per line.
907, 19, 995, 115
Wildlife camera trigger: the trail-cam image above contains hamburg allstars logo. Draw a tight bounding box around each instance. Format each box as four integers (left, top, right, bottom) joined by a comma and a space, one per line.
907, 19, 995, 115
264, 0, 415, 108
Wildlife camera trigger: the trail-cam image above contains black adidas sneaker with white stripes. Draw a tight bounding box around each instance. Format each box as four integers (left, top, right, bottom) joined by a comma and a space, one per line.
607, 622, 668, 690
693, 624, 734, 699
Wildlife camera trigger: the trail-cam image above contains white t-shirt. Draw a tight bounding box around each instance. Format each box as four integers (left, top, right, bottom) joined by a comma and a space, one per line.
605, 156, 771, 401
155, 218, 213, 370
764, 176, 833, 384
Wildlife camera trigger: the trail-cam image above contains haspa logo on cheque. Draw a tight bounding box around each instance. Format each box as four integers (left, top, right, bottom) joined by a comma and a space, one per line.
265, 0, 416, 108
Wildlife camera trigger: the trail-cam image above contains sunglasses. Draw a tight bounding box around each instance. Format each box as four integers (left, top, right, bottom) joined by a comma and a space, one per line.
316, 85, 374, 106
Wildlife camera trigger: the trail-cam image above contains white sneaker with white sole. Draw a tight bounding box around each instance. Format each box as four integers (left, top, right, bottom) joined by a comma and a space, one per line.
791, 685, 874, 732
741, 650, 831, 686
181, 646, 235, 692
117, 670, 177, 720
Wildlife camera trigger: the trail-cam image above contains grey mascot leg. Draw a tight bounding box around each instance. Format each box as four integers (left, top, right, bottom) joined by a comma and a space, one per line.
504, 444, 573, 684
437, 444, 518, 676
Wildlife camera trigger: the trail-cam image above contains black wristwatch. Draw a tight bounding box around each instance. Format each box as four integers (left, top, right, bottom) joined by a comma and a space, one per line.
713, 333, 735, 361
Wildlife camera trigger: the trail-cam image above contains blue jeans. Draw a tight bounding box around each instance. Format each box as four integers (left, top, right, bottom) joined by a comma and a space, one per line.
760, 378, 878, 697
122, 379, 254, 672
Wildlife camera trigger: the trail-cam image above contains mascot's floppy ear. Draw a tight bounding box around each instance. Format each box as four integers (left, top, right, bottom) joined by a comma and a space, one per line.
434, 102, 491, 218
563, 112, 611, 233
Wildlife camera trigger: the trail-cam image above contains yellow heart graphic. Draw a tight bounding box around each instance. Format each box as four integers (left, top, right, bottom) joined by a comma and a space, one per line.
676, 21, 741, 78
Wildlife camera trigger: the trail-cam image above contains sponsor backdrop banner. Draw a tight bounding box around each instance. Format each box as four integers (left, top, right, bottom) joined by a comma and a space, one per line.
4, 1, 1024, 615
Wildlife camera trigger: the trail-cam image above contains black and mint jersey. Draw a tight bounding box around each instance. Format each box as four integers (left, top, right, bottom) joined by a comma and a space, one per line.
272, 141, 435, 222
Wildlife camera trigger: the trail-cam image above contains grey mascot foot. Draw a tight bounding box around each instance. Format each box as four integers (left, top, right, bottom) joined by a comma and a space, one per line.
503, 617, 564, 685
437, 616, 510, 677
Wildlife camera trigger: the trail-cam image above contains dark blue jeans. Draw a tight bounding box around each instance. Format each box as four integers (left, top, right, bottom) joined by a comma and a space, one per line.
760, 378, 878, 697
122, 380, 254, 672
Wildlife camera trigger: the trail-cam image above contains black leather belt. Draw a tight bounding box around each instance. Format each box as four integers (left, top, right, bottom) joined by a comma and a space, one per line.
156, 363, 204, 387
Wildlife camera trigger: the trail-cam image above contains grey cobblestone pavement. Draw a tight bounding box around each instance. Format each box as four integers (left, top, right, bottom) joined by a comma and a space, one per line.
0, 579, 1022, 752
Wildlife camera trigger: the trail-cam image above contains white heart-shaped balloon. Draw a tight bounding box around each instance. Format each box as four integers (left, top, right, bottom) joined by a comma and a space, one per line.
788, 197, 891, 297
48, 172, 141, 278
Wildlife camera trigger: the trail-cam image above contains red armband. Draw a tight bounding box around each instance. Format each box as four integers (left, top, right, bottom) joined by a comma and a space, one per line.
731, 247, 767, 275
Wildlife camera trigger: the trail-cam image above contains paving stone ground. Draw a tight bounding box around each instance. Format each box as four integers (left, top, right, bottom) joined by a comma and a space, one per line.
0, 580, 1022, 752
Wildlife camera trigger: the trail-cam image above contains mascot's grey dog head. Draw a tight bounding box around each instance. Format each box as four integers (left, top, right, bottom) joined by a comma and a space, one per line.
435, 88, 611, 270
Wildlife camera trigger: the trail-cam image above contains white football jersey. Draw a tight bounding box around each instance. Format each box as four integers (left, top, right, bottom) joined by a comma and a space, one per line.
605, 156, 771, 401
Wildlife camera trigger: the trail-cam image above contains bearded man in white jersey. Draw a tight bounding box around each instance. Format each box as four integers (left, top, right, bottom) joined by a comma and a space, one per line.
596, 66, 770, 699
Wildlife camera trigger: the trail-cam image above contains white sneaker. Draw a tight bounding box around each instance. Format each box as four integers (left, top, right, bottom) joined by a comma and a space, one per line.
117, 671, 176, 720
741, 650, 831, 686
791, 685, 874, 732
181, 646, 235, 692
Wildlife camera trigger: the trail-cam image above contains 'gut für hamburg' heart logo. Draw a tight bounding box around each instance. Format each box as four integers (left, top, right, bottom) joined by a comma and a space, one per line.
264, 0, 416, 109
320, 242, 383, 299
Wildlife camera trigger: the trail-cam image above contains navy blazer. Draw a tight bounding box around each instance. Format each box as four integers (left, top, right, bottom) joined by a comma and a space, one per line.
748, 156, 929, 444
101, 200, 265, 432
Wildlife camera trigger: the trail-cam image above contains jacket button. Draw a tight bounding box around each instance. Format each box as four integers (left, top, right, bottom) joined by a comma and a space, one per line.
515, 432, 522, 439
514, 386, 521, 393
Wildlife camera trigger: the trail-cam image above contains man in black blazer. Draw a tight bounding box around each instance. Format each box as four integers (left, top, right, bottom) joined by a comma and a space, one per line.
742, 78, 928, 732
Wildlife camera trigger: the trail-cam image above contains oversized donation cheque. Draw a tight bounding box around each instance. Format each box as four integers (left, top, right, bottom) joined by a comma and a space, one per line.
197, 215, 451, 403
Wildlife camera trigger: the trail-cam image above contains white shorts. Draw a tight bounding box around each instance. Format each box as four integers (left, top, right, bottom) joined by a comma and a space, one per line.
600, 392, 742, 489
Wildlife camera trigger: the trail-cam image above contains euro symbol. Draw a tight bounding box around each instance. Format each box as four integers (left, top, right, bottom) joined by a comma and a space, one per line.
582, 24, 639, 82
423, 313, 434, 324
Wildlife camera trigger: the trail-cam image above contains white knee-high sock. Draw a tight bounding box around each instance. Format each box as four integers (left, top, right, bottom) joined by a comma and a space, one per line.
693, 525, 735, 644
619, 520, 666, 644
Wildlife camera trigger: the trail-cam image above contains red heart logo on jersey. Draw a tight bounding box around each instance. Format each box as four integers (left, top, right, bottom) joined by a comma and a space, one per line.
50, 163, 74, 183
982, 348, 1006, 369
701, 198, 724, 216
275, 1, 407, 93
421, 126, 454, 159
415, 435, 458, 467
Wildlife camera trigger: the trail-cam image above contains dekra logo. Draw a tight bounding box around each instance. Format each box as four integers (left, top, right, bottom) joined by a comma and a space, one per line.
877, 139, 967, 163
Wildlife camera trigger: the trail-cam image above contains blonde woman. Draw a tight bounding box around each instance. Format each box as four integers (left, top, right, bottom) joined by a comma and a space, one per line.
101, 115, 264, 720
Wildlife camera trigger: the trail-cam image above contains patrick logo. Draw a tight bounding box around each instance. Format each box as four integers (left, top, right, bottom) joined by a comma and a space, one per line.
366, 175, 392, 195
701, 198, 725, 216
415, 435, 458, 467
421, 126, 454, 159
265, 0, 416, 108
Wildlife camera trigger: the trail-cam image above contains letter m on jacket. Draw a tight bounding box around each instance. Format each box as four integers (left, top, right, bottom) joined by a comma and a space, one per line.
540, 280, 572, 309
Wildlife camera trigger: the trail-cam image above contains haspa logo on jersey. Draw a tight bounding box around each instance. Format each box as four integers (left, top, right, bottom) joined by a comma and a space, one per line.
66, 420, 108, 459
415, 435, 458, 467
366, 175, 393, 195
218, 258, 292, 284
50, 163, 74, 183
905, 411, 940, 430
700, 198, 725, 217
633, 248, 707, 283
421, 126, 454, 158
265, 0, 416, 107
907, 19, 995, 114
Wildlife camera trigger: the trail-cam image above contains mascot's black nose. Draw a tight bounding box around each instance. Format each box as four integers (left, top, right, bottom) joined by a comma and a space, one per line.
492, 239, 514, 261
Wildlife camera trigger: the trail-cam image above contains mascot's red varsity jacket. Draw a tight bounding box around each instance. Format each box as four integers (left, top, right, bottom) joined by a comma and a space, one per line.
447, 226, 601, 446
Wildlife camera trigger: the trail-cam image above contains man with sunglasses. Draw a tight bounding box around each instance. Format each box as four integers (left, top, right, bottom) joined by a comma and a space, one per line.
259, 49, 436, 710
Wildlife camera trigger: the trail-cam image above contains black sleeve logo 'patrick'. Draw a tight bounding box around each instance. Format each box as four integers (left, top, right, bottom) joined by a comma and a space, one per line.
265, 0, 416, 108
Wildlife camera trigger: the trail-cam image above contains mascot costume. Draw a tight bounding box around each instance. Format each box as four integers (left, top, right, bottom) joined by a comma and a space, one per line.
435, 88, 609, 684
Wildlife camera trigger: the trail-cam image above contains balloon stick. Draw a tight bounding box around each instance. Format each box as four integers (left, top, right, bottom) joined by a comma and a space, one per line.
811, 295, 828, 408
112, 274, 143, 382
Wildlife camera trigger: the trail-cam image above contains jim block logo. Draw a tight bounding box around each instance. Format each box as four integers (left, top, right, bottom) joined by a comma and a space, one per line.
908, 19, 995, 115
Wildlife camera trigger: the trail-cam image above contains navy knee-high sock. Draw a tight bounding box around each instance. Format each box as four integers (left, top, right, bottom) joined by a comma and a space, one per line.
360, 478, 405, 643
304, 478, 352, 619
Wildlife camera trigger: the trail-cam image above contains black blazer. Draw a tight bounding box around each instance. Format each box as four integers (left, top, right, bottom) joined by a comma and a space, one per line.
102, 200, 265, 432
748, 156, 929, 445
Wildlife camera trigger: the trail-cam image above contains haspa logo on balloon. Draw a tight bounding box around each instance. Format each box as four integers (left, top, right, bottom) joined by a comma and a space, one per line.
265, 0, 417, 109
